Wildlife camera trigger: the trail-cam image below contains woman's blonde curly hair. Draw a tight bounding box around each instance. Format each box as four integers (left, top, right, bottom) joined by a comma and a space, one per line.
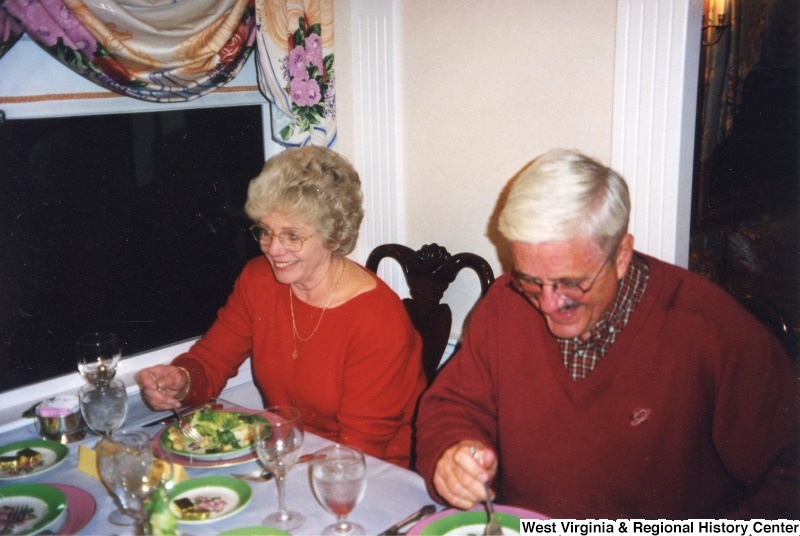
245, 146, 364, 256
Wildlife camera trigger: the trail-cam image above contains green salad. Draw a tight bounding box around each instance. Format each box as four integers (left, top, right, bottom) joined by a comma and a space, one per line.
164, 407, 269, 455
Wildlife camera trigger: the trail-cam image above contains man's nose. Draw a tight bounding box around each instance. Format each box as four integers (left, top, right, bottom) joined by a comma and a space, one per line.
536, 285, 564, 313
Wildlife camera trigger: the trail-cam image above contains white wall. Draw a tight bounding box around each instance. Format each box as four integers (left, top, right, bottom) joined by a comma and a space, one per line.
402, 1, 617, 336
0, 0, 700, 422
337, 0, 699, 338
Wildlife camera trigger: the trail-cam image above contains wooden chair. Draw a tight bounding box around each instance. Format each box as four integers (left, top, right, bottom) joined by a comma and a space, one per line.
366, 243, 495, 384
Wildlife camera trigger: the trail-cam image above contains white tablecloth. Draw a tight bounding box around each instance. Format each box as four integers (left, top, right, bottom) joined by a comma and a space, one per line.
0, 388, 439, 535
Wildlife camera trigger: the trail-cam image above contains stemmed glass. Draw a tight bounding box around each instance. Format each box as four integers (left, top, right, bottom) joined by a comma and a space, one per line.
97, 432, 138, 526
253, 406, 305, 531
79, 378, 128, 438
77, 332, 121, 385
311, 444, 367, 535
99, 430, 173, 535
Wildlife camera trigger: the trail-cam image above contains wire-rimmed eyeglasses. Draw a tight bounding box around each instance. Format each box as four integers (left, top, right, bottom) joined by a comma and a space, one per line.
249, 225, 314, 252
509, 249, 616, 302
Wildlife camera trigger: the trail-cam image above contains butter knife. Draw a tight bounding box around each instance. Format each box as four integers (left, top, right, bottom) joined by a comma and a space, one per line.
377, 504, 437, 536
140, 402, 222, 427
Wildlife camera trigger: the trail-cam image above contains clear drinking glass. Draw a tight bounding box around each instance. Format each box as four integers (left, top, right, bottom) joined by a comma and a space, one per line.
311, 444, 367, 535
253, 406, 305, 531
79, 379, 128, 437
97, 433, 138, 526
76, 332, 121, 385
101, 430, 172, 534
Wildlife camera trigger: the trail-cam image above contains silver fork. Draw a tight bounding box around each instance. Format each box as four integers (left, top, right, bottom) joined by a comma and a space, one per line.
470, 446, 503, 536
174, 409, 205, 445
480, 480, 503, 536
2, 505, 29, 535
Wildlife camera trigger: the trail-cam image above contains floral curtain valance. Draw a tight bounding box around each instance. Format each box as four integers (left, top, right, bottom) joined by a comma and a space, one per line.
0, 0, 335, 148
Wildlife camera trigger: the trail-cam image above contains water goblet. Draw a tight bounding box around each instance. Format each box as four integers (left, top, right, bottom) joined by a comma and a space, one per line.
97, 433, 138, 526
311, 444, 367, 535
77, 332, 121, 385
79, 378, 128, 437
103, 430, 173, 534
253, 406, 305, 531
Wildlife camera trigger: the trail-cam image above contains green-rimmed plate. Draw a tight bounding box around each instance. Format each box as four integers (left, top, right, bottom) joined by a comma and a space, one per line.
420, 511, 522, 535
0, 484, 67, 535
168, 476, 252, 524
0, 440, 69, 480
159, 411, 257, 461
217, 527, 291, 536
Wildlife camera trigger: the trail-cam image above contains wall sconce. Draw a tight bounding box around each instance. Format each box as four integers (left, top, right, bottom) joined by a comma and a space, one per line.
702, 0, 729, 47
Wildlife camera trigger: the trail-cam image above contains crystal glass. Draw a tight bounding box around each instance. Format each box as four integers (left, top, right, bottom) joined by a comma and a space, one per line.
77, 332, 121, 385
311, 444, 367, 535
79, 379, 127, 437
101, 430, 172, 534
253, 406, 305, 531
97, 433, 138, 526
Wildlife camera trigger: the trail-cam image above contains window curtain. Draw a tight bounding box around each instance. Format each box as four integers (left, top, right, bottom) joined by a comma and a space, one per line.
0, 0, 256, 102
0, 0, 336, 148
699, 0, 781, 160
0, 6, 22, 60
254, 0, 335, 147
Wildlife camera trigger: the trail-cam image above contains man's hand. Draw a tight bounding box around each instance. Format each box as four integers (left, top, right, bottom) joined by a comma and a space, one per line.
433, 440, 498, 509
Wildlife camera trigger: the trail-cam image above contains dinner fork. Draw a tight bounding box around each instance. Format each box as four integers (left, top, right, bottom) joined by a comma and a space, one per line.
2, 505, 29, 535
480, 480, 503, 536
470, 446, 503, 536
174, 409, 205, 445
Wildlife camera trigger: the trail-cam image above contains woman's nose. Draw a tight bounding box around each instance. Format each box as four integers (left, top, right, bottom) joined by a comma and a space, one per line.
264, 237, 287, 256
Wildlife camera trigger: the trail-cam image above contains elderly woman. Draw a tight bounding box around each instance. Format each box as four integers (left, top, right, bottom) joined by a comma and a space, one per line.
138, 146, 425, 467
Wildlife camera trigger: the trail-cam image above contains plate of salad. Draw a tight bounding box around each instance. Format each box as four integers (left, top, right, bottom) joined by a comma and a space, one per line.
159, 407, 269, 461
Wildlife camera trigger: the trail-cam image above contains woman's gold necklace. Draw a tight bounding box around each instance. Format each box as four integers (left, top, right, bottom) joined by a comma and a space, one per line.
289, 260, 345, 360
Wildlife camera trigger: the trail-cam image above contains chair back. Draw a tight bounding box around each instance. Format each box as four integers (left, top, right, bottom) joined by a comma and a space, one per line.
366, 243, 495, 384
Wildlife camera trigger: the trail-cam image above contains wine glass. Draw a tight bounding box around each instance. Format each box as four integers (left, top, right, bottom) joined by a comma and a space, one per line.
97, 432, 139, 526
253, 406, 305, 531
103, 430, 173, 534
79, 378, 128, 437
311, 444, 367, 535
77, 332, 121, 385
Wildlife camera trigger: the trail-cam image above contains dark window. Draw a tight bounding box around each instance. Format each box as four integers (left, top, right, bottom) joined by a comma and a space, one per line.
0, 106, 265, 392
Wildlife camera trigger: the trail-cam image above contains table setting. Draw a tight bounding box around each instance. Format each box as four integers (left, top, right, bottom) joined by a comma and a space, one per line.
0, 331, 547, 535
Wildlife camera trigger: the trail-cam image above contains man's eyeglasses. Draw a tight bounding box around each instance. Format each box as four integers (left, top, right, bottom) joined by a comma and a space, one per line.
249, 225, 314, 252
509, 249, 616, 302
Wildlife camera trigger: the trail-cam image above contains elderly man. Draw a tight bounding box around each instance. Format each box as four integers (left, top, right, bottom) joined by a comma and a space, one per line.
415, 149, 799, 519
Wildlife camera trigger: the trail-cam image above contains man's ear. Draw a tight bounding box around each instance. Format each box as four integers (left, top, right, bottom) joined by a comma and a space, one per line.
614, 233, 635, 280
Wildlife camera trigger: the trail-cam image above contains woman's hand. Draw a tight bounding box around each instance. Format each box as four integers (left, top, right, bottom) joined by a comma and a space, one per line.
136, 365, 187, 411
432, 440, 498, 510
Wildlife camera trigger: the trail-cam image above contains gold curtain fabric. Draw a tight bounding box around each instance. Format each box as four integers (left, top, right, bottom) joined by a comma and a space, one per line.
0, 0, 337, 148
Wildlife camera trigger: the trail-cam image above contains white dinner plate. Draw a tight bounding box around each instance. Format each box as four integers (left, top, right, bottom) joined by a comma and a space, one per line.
168, 476, 252, 524
0, 440, 69, 481
0, 483, 67, 535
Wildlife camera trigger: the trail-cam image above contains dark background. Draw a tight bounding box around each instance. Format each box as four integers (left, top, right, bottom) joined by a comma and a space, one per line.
0, 106, 265, 392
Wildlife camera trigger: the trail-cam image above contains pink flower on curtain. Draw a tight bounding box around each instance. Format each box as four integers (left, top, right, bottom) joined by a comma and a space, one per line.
304, 33, 323, 73
290, 77, 320, 107
277, 15, 333, 142
0, 7, 23, 59
288, 45, 308, 80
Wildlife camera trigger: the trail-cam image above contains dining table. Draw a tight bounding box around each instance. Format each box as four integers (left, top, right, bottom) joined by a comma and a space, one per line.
0, 382, 442, 535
